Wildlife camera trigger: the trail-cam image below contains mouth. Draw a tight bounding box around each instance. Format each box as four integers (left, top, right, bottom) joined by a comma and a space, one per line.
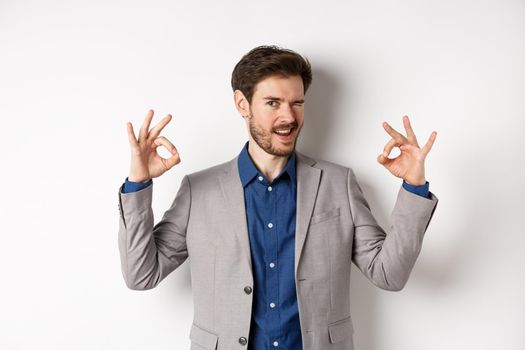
273, 127, 296, 141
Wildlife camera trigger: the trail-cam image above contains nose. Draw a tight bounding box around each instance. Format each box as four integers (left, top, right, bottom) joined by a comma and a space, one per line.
278, 103, 296, 124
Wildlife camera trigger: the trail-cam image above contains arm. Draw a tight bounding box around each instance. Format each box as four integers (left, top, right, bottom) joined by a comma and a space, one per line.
118, 109, 183, 290
348, 168, 438, 291
117, 174, 191, 290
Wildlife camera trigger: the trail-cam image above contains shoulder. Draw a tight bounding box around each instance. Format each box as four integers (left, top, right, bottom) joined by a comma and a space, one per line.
297, 151, 351, 178
185, 157, 236, 186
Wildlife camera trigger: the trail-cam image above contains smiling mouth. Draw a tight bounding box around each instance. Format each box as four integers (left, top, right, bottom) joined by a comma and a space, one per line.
273, 127, 295, 136
273, 124, 297, 136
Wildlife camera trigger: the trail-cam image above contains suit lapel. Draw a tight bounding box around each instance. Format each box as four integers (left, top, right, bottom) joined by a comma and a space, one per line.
294, 152, 321, 276
218, 156, 253, 272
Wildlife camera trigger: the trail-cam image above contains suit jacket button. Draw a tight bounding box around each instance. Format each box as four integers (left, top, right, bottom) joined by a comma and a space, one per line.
238, 337, 248, 345
243, 286, 252, 294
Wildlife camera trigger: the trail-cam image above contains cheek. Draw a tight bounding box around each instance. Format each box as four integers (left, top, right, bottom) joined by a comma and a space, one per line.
257, 108, 274, 120
296, 113, 305, 126
252, 109, 274, 128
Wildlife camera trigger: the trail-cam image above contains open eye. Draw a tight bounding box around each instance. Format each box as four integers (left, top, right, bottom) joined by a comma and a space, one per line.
267, 100, 278, 107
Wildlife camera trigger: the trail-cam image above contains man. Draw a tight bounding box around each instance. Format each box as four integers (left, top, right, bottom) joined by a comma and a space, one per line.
117, 45, 438, 350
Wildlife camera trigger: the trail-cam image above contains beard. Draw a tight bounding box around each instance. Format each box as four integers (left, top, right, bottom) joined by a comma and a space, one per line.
247, 108, 301, 157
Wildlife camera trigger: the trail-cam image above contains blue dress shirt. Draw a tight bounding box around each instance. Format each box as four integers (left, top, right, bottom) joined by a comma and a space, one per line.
237, 141, 302, 350
120, 143, 431, 350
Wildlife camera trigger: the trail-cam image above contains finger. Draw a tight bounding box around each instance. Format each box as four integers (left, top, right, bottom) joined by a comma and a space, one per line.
421, 131, 437, 156
377, 152, 394, 166
154, 136, 179, 156
382, 138, 397, 158
165, 151, 181, 169
402, 115, 419, 146
127, 122, 139, 147
383, 121, 407, 144
154, 136, 181, 168
139, 109, 154, 142
148, 114, 172, 140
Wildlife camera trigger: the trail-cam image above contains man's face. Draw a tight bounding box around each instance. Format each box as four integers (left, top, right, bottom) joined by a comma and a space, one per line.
244, 74, 305, 157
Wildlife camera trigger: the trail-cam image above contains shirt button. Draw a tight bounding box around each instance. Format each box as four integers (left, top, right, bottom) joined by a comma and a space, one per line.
269, 262, 275, 268
273, 340, 279, 347
238, 337, 248, 346
267, 186, 272, 191
268, 223, 273, 229
270, 302, 276, 308
258, 176, 263, 181
243, 286, 252, 294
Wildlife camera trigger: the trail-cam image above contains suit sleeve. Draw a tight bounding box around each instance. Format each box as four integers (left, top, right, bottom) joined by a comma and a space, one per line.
117, 175, 191, 290
122, 177, 153, 193
348, 168, 438, 291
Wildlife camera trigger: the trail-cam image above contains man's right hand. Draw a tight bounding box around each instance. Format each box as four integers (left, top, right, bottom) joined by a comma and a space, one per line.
126, 109, 181, 182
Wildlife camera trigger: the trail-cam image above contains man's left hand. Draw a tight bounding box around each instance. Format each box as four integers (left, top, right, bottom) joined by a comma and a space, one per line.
377, 115, 437, 186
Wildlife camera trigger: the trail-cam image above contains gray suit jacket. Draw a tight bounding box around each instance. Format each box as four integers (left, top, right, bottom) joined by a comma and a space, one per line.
117, 151, 438, 350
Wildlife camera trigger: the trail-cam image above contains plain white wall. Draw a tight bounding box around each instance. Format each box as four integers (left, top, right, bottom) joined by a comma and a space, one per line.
1, 0, 524, 349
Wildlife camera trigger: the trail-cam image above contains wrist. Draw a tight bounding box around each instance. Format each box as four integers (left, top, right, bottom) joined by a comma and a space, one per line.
127, 176, 152, 183
404, 178, 426, 186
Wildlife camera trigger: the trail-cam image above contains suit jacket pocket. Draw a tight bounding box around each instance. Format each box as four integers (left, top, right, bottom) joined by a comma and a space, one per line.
310, 207, 341, 225
189, 322, 218, 350
328, 315, 354, 343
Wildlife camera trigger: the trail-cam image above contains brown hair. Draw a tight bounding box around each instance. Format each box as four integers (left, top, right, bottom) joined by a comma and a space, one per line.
231, 45, 312, 104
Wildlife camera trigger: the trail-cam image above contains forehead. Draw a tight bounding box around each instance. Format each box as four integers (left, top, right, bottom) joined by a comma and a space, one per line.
252, 74, 304, 99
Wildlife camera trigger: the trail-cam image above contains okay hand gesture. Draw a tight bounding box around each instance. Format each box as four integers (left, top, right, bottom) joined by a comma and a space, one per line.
127, 109, 181, 183
377, 116, 437, 186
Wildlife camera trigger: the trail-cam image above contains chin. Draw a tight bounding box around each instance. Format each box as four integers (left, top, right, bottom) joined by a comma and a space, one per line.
270, 142, 296, 157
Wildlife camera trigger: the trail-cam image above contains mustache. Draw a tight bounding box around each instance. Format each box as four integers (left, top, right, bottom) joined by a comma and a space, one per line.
272, 122, 298, 130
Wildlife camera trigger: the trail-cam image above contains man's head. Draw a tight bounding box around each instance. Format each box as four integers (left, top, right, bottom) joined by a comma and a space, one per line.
232, 45, 312, 157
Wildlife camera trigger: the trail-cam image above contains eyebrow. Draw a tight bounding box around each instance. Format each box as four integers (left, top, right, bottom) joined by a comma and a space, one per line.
263, 96, 305, 104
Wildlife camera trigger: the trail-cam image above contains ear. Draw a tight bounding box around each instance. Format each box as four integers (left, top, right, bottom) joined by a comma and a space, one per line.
233, 89, 250, 118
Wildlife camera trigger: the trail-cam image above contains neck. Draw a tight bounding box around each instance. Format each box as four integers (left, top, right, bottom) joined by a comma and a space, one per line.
247, 139, 291, 183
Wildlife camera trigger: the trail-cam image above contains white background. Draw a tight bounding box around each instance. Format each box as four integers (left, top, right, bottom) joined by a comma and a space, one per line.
1, 0, 524, 349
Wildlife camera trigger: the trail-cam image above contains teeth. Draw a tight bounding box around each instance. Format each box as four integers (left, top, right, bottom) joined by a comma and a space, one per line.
275, 129, 291, 135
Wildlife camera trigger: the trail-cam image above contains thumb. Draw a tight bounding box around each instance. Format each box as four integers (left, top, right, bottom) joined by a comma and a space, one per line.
377, 153, 391, 165
165, 154, 181, 170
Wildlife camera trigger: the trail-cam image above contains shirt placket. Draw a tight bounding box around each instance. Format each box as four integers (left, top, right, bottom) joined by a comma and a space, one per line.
262, 176, 282, 349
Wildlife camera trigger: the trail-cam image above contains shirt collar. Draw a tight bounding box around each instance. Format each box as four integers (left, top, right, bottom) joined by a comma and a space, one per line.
237, 141, 297, 187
